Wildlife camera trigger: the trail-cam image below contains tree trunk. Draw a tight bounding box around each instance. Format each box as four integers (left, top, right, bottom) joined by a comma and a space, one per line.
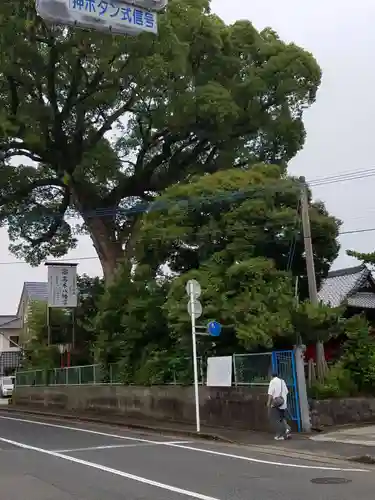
84, 216, 124, 285
315, 341, 328, 382
70, 184, 126, 285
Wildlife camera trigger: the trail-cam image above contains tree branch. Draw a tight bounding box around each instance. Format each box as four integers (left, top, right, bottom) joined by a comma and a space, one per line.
61, 54, 84, 119
1, 178, 66, 206
47, 42, 59, 117
86, 92, 137, 149
27, 187, 71, 246
7, 76, 19, 116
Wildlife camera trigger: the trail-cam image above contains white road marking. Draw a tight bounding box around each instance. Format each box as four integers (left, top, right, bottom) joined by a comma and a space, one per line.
55, 441, 192, 453
0, 436, 220, 500
166, 442, 368, 471
0, 414, 368, 472
0, 415, 173, 445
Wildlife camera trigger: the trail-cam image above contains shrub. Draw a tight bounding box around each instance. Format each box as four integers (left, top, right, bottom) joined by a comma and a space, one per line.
309, 363, 358, 399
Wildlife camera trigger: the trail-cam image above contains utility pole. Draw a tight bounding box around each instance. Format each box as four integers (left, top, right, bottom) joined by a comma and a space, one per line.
299, 176, 318, 305
295, 177, 317, 432
299, 176, 326, 384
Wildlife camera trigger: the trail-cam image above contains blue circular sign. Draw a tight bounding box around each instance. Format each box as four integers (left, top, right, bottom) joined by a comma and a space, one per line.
207, 321, 221, 337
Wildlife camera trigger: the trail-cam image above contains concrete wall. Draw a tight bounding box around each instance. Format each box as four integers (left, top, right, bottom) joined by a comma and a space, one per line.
310, 397, 375, 430
13, 386, 375, 431
13, 385, 271, 431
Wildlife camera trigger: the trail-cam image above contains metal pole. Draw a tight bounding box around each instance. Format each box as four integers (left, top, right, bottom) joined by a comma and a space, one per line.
47, 306, 51, 345
190, 283, 201, 433
233, 354, 238, 387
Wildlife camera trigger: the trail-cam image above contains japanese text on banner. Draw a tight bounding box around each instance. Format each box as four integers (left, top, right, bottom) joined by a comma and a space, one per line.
69, 0, 156, 30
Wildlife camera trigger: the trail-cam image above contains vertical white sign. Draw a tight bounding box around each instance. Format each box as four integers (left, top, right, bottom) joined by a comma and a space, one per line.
206, 356, 232, 387
47, 265, 77, 308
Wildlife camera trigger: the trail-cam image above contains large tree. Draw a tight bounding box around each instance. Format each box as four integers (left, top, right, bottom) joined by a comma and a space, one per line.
0, 0, 321, 282
137, 165, 341, 299
132, 165, 340, 350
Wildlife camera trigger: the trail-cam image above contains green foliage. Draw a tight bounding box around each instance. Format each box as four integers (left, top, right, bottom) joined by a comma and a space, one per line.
292, 300, 344, 344
309, 362, 358, 399
346, 249, 375, 266
340, 316, 375, 393
138, 166, 340, 297
22, 277, 104, 368
309, 315, 375, 399
166, 257, 294, 351
74, 274, 105, 364
93, 264, 171, 382
0, 0, 322, 280
22, 301, 61, 369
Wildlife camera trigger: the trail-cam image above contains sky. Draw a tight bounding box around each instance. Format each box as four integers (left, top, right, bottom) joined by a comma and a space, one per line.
1, 0, 375, 314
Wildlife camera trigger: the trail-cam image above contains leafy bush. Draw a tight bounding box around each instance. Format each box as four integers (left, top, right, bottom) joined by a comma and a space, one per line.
309, 315, 375, 399
340, 316, 375, 394
309, 363, 358, 399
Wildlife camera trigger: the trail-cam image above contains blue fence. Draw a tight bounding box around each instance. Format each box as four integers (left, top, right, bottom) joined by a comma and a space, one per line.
272, 350, 301, 432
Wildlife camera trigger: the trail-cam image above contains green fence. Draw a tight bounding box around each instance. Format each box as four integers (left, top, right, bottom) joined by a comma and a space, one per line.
15, 358, 204, 387
16, 353, 276, 387
15, 363, 121, 387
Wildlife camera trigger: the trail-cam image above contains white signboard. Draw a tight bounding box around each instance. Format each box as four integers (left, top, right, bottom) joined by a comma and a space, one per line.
47, 265, 78, 308
206, 356, 232, 387
36, 0, 158, 36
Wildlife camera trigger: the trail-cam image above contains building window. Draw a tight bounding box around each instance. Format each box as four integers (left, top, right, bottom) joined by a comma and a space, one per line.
9, 336, 19, 348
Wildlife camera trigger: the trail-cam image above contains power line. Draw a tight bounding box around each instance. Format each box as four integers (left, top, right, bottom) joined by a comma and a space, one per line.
340, 227, 375, 236
308, 168, 375, 186
1, 167, 375, 267
1, 224, 375, 267
0, 255, 99, 266
5, 167, 375, 225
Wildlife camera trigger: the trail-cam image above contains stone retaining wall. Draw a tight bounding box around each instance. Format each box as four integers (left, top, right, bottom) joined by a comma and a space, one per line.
13, 385, 375, 431
13, 385, 270, 431
310, 397, 375, 430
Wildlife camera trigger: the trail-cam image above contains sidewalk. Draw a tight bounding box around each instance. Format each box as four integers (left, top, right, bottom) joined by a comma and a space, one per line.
311, 425, 375, 447
3, 405, 375, 465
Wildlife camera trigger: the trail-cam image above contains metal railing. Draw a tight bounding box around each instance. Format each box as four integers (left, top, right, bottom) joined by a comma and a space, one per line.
15, 363, 120, 387
15, 357, 204, 387
16, 352, 278, 387
232, 352, 272, 386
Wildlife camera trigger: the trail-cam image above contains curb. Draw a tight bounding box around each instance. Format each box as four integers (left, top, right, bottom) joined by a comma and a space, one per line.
3, 407, 374, 466
349, 454, 375, 465
1, 406, 234, 444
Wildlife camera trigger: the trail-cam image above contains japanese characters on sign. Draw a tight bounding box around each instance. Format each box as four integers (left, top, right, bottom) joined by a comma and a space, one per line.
47, 265, 78, 308
70, 0, 157, 32
36, 0, 158, 36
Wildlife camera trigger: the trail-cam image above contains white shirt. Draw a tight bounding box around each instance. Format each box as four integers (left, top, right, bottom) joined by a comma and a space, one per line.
268, 377, 288, 410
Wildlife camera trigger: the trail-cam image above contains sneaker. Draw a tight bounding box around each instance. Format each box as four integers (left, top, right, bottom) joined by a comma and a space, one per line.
274, 436, 285, 440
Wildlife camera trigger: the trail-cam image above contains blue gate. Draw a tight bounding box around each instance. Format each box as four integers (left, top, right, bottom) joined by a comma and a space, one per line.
271, 350, 301, 432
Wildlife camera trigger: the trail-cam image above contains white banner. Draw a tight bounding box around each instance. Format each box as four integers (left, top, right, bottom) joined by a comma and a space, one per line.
47, 265, 77, 308
206, 356, 232, 387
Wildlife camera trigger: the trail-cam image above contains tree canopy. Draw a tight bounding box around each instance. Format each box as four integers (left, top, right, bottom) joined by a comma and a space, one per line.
0, 0, 321, 282
137, 165, 341, 299
91, 166, 340, 362
347, 249, 375, 266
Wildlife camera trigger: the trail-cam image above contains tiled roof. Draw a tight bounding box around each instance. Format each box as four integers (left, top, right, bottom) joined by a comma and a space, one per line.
347, 291, 375, 309
0, 316, 18, 327
24, 282, 48, 302
318, 264, 373, 307
0, 317, 21, 329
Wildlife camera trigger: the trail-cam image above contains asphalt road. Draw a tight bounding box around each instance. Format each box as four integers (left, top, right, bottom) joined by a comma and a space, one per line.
0, 411, 374, 500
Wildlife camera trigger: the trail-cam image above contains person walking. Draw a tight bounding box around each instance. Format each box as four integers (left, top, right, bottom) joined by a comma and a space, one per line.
267, 371, 291, 440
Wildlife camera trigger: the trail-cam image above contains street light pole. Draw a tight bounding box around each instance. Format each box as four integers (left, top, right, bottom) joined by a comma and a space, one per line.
189, 282, 201, 433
